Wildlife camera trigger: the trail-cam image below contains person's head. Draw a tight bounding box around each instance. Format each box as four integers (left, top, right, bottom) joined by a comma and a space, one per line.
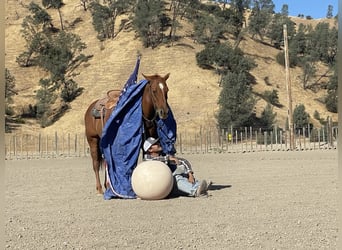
143, 137, 162, 154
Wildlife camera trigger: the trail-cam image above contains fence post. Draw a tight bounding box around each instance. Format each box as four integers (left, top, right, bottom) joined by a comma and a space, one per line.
255, 130, 258, 152
75, 134, 78, 156
45, 134, 48, 157
20, 134, 23, 159
284, 131, 288, 150
240, 131, 243, 151
327, 116, 333, 148
55, 131, 58, 157
264, 131, 267, 151
24, 134, 28, 159
280, 130, 283, 150
208, 128, 211, 152
199, 127, 203, 153
14, 135, 17, 158
67, 133, 70, 157
249, 127, 253, 151
83, 134, 86, 156
308, 124, 311, 149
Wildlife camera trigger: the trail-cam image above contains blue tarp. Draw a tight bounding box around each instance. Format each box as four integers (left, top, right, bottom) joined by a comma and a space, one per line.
100, 58, 177, 200
156, 107, 177, 156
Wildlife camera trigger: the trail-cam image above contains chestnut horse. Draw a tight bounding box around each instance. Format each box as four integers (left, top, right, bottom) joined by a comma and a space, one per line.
84, 73, 170, 194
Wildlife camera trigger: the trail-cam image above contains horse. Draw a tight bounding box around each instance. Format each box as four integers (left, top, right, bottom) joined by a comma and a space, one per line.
84, 73, 170, 194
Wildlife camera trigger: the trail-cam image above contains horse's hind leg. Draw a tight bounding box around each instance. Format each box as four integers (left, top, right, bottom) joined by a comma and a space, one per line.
88, 136, 104, 195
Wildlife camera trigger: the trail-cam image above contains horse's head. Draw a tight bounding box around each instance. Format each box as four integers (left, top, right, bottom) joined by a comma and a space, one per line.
142, 73, 170, 120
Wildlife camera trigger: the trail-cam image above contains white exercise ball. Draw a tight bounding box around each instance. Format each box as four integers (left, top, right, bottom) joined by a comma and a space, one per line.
132, 160, 174, 200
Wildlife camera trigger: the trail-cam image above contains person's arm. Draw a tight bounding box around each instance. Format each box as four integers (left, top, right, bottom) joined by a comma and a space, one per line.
168, 155, 179, 165
168, 156, 195, 184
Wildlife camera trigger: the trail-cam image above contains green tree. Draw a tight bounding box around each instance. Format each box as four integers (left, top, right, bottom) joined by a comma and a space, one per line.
303, 23, 337, 65
275, 49, 298, 67
293, 104, 310, 129
168, 0, 196, 43
217, 72, 256, 129
248, 0, 275, 41
5, 68, 17, 116
61, 79, 84, 102
196, 42, 256, 76
327, 26, 338, 65
27, 1, 53, 30
281, 4, 288, 16
5, 69, 19, 132
36, 78, 58, 127
16, 2, 53, 66
325, 69, 337, 113
133, 0, 163, 48
259, 103, 276, 130
40, 31, 87, 102
17, 2, 90, 126
299, 56, 316, 89
267, 13, 295, 48
227, 0, 249, 38
5, 68, 16, 106
36, 31, 87, 82
326, 4, 333, 19
263, 89, 281, 107
89, 0, 131, 41
193, 14, 224, 45
290, 23, 308, 55
313, 110, 325, 125
42, 0, 64, 30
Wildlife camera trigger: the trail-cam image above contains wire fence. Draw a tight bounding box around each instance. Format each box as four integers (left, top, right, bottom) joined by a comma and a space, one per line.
4, 125, 337, 160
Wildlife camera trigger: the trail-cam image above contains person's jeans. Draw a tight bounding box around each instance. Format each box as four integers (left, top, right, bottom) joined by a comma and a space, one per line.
174, 174, 199, 196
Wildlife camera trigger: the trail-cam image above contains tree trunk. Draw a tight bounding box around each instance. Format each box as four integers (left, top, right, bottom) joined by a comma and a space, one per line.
58, 8, 64, 30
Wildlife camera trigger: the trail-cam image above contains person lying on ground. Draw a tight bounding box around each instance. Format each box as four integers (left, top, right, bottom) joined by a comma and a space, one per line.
143, 137, 210, 197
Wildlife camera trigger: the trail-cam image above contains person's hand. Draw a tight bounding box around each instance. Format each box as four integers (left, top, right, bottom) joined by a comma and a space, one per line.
169, 156, 180, 165
188, 172, 195, 184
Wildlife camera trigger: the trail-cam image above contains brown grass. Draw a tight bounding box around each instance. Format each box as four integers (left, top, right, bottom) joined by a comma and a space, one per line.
5, 0, 337, 135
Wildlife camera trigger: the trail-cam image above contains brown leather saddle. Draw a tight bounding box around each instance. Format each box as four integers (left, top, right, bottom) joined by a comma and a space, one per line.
92, 89, 121, 118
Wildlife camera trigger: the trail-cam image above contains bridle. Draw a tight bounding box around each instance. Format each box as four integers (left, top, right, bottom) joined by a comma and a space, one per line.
142, 81, 167, 123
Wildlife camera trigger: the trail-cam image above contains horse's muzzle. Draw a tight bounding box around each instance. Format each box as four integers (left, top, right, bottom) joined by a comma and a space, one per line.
157, 108, 168, 120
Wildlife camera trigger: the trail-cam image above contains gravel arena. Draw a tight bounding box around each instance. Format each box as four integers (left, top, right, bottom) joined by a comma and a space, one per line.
5, 150, 337, 249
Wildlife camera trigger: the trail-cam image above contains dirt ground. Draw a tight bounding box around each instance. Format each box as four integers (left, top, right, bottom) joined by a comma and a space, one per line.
5, 150, 338, 249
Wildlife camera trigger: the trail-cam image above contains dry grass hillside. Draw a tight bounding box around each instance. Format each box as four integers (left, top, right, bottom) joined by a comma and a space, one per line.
5, 1, 337, 136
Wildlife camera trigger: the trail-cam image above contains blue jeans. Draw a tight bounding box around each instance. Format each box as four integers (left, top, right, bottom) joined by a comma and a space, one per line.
174, 174, 200, 197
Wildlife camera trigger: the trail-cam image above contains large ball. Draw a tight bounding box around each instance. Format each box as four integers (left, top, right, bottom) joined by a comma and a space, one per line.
132, 161, 174, 200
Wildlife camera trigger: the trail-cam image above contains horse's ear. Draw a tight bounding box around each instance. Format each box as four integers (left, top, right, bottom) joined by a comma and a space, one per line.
164, 73, 170, 81
142, 73, 152, 81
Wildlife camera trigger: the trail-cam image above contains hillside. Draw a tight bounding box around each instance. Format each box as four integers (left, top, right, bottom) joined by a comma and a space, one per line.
5, 0, 337, 136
